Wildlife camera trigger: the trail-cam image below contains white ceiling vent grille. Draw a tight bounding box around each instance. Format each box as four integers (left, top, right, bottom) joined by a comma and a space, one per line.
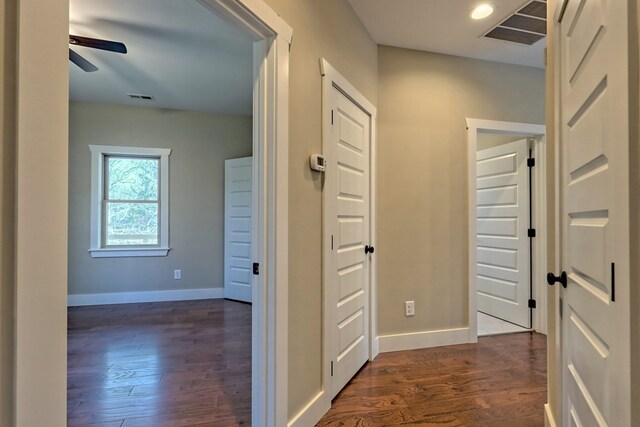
484, 0, 547, 45
127, 93, 155, 101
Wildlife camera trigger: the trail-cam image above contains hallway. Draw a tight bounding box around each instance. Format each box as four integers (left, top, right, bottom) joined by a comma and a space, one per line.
318, 332, 546, 426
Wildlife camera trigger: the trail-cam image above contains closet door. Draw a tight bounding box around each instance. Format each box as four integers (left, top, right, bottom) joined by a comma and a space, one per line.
224, 156, 253, 303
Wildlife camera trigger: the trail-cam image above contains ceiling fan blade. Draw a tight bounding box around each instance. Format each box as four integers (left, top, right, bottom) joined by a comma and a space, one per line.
69, 35, 127, 54
69, 48, 98, 72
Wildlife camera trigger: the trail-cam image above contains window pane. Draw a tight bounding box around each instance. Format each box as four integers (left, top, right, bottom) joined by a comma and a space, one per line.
107, 157, 159, 201
105, 202, 159, 246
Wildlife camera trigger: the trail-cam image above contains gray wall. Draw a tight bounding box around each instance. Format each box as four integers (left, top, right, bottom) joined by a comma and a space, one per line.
377, 45, 545, 336
68, 102, 252, 296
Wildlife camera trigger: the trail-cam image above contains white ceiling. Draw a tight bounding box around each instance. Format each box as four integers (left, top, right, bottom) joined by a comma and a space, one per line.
69, 0, 254, 115
70, 0, 545, 114
348, 0, 546, 68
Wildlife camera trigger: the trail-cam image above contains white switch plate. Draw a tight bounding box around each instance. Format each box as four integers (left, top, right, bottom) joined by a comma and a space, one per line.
405, 300, 415, 317
174, 269, 182, 280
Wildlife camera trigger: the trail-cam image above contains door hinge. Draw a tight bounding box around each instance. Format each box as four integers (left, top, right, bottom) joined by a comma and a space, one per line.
611, 262, 616, 302
528, 228, 536, 238
331, 235, 334, 250
527, 158, 536, 168
253, 263, 260, 275
528, 299, 537, 309
331, 110, 334, 125
330, 361, 334, 377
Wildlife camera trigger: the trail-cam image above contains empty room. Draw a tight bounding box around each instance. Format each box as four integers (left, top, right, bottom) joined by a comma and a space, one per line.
65, 0, 256, 424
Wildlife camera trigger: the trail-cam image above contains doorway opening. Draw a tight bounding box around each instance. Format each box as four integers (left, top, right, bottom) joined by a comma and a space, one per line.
67, 1, 255, 424
61, 0, 291, 425
466, 119, 547, 341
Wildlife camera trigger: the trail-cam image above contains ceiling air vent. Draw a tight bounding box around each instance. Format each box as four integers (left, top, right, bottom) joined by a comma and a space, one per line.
484, 0, 547, 45
127, 93, 155, 101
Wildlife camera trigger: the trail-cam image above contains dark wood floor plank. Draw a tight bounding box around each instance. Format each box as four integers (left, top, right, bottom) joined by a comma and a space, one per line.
70, 301, 546, 426
317, 332, 547, 427
68, 299, 251, 426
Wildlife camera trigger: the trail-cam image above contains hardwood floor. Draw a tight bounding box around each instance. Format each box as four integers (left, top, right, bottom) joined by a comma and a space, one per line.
317, 332, 547, 427
69, 301, 545, 427
67, 299, 251, 426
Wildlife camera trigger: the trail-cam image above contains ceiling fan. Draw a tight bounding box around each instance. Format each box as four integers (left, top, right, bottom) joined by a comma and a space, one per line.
69, 35, 127, 72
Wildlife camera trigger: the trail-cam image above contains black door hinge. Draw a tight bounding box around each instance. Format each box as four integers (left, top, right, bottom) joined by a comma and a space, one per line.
330, 361, 334, 377
528, 228, 536, 238
527, 158, 536, 168
253, 263, 260, 275
528, 299, 537, 309
331, 110, 334, 125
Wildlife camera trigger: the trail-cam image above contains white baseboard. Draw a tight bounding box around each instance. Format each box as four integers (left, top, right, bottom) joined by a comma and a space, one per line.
379, 327, 470, 353
68, 287, 224, 306
287, 391, 330, 427
544, 403, 558, 427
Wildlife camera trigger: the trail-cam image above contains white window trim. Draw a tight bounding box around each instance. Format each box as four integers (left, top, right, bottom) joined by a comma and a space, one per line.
89, 145, 172, 258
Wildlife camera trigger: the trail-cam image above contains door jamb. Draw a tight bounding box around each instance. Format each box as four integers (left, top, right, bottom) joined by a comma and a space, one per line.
320, 58, 378, 414
547, 7, 563, 423
15, 1, 291, 426
169, 3, 293, 425
466, 119, 547, 342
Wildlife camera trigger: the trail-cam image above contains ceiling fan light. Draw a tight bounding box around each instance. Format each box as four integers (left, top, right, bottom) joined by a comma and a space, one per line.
470, 4, 494, 20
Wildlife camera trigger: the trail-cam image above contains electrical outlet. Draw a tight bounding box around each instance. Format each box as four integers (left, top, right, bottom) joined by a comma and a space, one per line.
405, 300, 415, 317
174, 269, 182, 280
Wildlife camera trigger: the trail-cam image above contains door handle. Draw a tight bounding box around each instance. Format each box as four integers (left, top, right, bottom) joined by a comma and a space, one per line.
365, 245, 375, 254
547, 271, 567, 288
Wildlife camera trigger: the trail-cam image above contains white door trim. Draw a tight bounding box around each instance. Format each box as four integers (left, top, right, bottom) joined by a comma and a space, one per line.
15, 1, 291, 426
176, 4, 292, 426
319, 58, 377, 421
550, 7, 563, 421
466, 119, 547, 342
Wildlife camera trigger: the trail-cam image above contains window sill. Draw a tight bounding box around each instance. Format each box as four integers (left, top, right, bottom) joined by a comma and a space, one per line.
89, 247, 170, 258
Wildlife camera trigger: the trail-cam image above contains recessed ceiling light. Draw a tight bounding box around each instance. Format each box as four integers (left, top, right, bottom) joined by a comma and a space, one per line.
470, 4, 495, 20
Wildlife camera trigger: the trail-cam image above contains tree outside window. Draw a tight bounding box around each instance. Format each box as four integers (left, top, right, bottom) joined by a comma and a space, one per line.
104, 156, 160, 246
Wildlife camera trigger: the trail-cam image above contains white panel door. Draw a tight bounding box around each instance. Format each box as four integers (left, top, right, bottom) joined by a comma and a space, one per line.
557, 0, 631, 425
224, 156, 253, 303
476, 139, 530, 328
326, 86, 371, 398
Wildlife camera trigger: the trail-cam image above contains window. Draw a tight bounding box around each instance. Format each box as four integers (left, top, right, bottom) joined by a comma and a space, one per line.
89, 145, 171, 257
104, 156, 159, 246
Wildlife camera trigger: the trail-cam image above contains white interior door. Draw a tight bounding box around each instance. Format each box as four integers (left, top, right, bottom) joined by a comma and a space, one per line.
557, 0, 631, 425
224, 156, 253, 303
326, 85, 371, 398
476, 139, 530, 328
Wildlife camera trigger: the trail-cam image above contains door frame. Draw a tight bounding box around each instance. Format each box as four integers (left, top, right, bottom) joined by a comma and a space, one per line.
466, 119, 547, 342
14, 1, 291, 426
318, 58, 377, 421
